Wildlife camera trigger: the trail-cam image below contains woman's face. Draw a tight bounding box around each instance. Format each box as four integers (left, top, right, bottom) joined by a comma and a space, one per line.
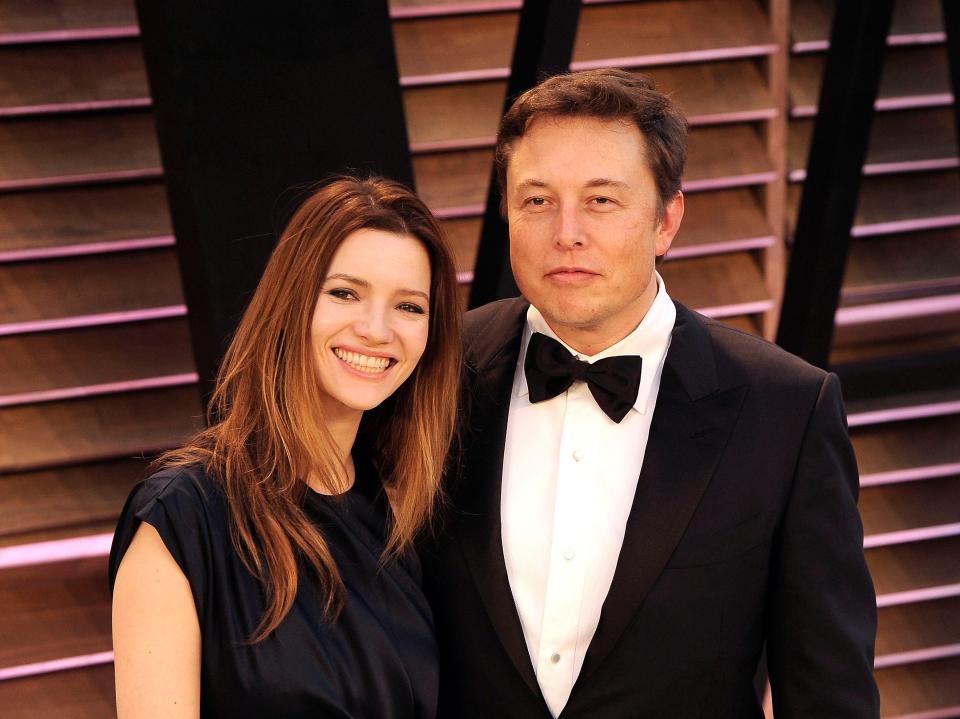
311, 228, 432, 421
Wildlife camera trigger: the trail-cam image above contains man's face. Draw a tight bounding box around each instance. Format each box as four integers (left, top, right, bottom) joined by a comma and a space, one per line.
505, 115, 683, 354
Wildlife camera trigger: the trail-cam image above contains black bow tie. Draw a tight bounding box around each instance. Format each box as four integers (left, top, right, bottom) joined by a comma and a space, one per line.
523, 332, 643, 424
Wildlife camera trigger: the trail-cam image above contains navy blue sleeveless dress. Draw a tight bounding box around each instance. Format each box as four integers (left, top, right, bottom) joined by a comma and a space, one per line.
108, 456, 438, 718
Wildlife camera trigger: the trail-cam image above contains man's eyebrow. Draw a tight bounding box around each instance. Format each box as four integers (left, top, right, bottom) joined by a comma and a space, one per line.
325, 274, 429, 301
515, 179, 549, 191
585, 178, 630, 190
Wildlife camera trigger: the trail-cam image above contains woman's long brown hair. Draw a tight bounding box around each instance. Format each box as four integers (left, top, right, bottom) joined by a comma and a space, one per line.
154, 176, 461, 641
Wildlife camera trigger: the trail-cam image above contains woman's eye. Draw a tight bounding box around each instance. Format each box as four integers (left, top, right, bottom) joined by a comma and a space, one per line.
398, 302, 426, 315
328, 288, 357, 300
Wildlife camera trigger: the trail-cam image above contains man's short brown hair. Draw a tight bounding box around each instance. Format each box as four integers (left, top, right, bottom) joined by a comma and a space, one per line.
494, 68, 688, 216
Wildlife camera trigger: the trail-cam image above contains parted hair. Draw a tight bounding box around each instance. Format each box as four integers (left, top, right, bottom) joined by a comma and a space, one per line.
494, 68, 689, 215
153, 175, 461, 641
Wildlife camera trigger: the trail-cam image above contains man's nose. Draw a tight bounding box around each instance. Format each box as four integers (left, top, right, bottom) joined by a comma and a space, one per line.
555, 205, 586, 248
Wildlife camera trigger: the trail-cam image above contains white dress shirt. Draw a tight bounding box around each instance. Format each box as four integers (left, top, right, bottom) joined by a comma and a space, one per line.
500, 274, 676, 717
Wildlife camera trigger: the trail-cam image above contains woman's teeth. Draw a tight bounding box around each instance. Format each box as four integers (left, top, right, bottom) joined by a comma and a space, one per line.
334, 348, 391, 373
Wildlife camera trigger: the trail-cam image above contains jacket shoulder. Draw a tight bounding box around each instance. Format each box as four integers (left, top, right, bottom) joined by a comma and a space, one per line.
692, 310, 828, 390
462, 297, 528, 368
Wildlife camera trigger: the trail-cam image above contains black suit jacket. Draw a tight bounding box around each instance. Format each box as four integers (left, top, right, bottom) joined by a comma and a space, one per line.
422, 298, 879, 718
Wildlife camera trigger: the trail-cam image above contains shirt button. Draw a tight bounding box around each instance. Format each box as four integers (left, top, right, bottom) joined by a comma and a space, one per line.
563, 548, 576, 561
572, 449, 584, 462
550, 653, 561, 664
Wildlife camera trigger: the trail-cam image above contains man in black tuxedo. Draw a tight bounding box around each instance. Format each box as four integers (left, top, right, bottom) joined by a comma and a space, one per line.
423, 69, 879, 718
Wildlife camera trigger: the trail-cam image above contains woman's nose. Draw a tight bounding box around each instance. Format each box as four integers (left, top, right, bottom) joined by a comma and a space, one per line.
353, 307, 393, 343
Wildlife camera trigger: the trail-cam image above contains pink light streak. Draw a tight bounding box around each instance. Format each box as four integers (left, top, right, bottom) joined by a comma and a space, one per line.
0, 168, 163, 193
860, 463, 960, 488
874, 643, 960, 670
0, 652, 113, 682
0, 236, 175, 264
0, 27, 139, 45
390, 1, 519, 19
876, 583, 960, 609
0, 373, 199, 408
0, 533, 113, 570
864, 523, 960, 550
0, 98, 151, 119
0, 305, 188, 337
570, 44, 779, 72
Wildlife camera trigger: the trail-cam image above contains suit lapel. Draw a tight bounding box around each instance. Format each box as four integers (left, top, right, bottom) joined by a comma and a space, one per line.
454, 299, 544, 699
576, 305, 749, 682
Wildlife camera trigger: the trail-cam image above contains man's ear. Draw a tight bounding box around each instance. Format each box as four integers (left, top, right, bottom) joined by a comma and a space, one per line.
655, 191, 684, 257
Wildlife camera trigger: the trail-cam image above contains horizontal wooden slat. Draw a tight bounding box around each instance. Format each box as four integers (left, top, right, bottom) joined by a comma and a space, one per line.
390, 0, 519, 19
841, 228, 960, 306
0, 111, 161, 191
681, 124, 776, 191
788, 172, 960, 238
404, 81, 505, 152
0, 556, 110, 670
877, 597, 960, 665
0, 249, 185, 333
867, 535, 960, 601
404, 60, 776, 153
0, 319, 195, 405
414, 62, 776, 154
0, 459, 145, 541
415, 124, 774, 215
657, 59, 776, 126
394, 0, 775, 84
413, 148, 491, 216
570, 0, 776, 70
670, 188, 774, 258
0, 39, 148, 116
0, 182, 172, 261
791, 44, 952, 117
789, 109, 959, 181
792, 0, 945, 53
875, 655, 960, 718
0, 385, 202, 474
0, 0, 136, 44
861, 476, 960, 542
832, 330, 960, 370
834, 304, 960, 348
852, 414, 960, 485
393, 11, 516, 84
660, 251, 771, 318
0, 663, 115, 719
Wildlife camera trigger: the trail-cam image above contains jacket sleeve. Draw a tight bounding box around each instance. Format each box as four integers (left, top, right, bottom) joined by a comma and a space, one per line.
766, 372, 880, 718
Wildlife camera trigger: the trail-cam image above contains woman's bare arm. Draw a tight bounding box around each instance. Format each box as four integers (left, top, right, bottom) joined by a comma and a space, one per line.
112, 523, 201, 719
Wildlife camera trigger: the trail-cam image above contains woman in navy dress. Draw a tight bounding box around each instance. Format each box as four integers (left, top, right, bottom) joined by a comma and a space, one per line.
110, 176, 461, 718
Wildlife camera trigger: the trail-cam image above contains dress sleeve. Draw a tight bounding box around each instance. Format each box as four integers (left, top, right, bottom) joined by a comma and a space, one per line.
108, 469, 217, 626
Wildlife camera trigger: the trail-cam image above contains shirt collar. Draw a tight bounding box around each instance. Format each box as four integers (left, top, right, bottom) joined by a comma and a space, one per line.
517, 272, 676, 416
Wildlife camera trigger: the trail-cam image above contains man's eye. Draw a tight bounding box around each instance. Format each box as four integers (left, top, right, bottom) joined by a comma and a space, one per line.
593, 196, 612, 205
527, 197, 547, 206
398, 302, 426, 315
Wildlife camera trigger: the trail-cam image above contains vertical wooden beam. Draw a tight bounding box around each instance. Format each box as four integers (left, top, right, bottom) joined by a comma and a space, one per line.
944, 0, 960, 161
468, 0, 582, 308
776, 0, 894, 368
761, 0, 791, 340
135, 0, 412, 392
